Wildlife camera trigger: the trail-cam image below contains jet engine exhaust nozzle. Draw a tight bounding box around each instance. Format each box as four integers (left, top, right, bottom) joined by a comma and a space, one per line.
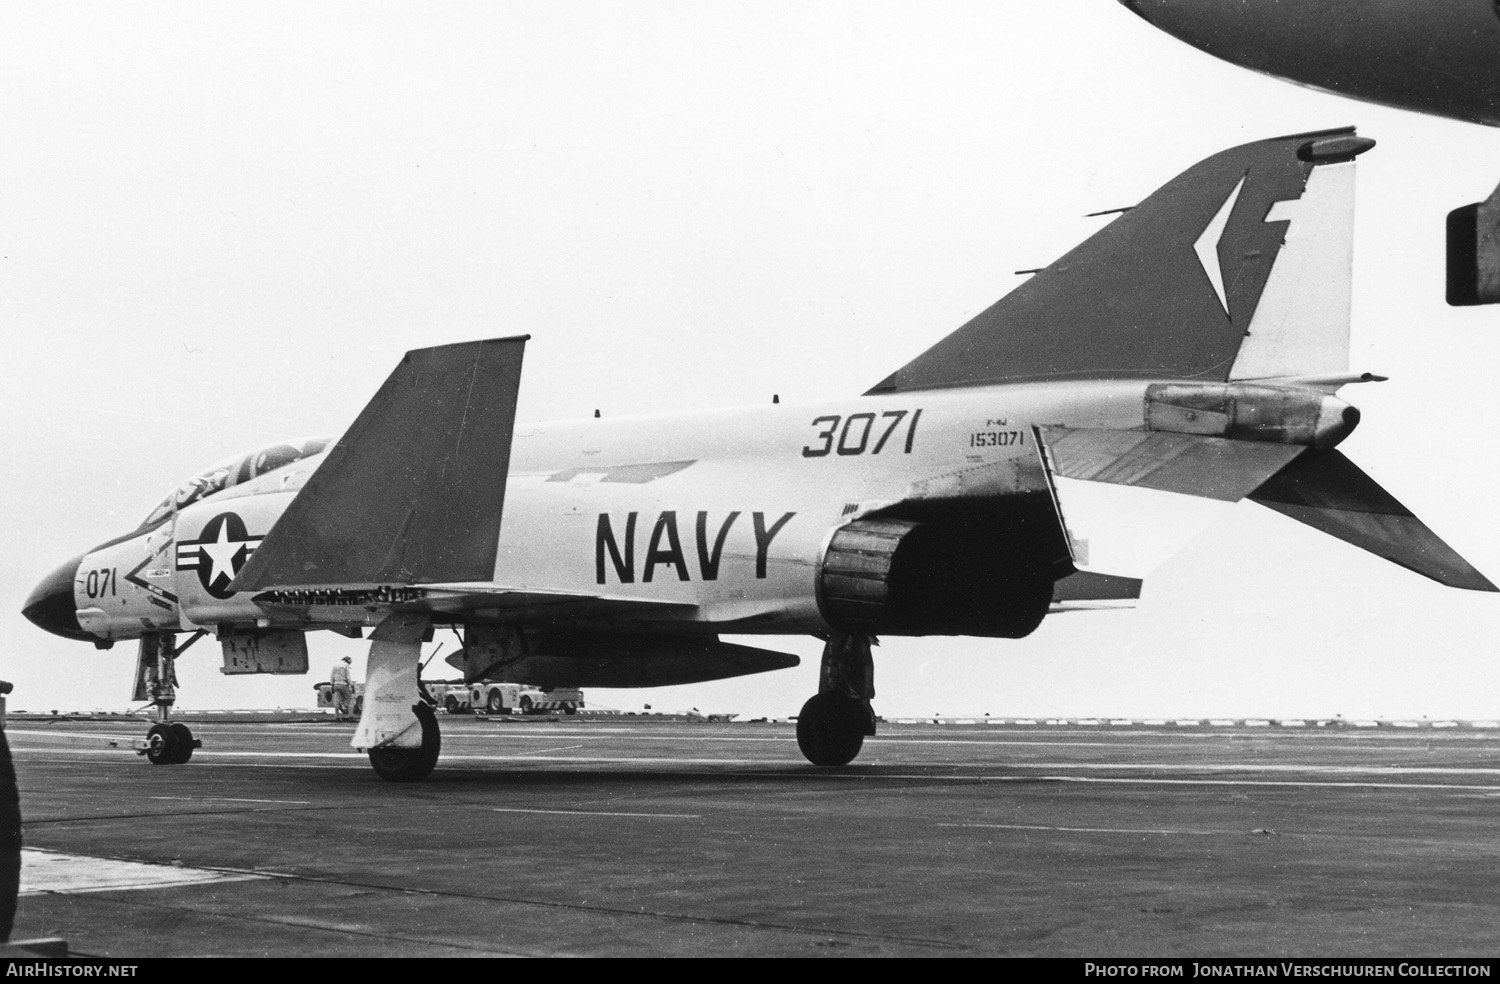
1144, 383, 1359, 450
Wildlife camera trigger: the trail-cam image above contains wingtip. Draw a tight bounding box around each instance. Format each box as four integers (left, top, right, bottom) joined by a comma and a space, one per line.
1461, 573, 1500, 593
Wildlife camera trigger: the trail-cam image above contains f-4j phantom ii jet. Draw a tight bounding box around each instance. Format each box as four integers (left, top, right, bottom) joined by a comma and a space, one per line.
22, 128, 1496, 782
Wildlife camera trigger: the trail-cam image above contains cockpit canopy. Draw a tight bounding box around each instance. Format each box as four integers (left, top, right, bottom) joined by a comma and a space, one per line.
142, 437, 329, 528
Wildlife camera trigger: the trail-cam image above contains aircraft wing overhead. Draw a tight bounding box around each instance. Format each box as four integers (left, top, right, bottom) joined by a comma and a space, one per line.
1249, 450, 1498, 592
232, 337, 528, 592
867, 129, 1372, 395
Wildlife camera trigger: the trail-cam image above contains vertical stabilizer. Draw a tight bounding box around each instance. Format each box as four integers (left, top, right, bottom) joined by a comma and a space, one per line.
868, 129, 1374, 395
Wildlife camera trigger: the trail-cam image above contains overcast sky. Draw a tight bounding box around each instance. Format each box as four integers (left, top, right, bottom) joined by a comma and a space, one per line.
4, 2, 1498, 720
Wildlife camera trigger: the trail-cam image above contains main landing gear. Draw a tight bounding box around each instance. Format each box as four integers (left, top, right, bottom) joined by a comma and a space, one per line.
355, 614, 442, 783
366, 703, 441, 782
134, 632, 203, 766
796, 632, 877, 767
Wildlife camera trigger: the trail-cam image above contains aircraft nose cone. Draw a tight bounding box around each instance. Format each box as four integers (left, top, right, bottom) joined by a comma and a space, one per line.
1116, 0, 1324, 63
1116, 0, 1163, 23
1117, 0, 1216, 33
21, 555, 92, 641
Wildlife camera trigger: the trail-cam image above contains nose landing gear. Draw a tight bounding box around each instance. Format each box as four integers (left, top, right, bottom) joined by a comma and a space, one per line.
133, 632, 203, 766
144, 721, 196, 765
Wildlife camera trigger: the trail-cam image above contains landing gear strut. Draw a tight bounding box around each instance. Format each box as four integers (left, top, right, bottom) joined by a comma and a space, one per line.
796, 632, 877, 767
135, 632, 203, 765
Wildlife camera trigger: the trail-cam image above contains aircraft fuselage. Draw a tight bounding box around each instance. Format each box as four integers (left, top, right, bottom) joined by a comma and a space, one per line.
66, 379, 1166, 642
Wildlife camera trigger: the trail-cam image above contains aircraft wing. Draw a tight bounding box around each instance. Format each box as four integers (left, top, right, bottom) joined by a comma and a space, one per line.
232, 337, 529, 593
231, 336, 706, 623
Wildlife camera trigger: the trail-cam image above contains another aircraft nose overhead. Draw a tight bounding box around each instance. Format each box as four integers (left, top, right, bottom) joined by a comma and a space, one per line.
1116, 0, 1224, 29
1118, 0, 1500, 128
21, 555, 91, 642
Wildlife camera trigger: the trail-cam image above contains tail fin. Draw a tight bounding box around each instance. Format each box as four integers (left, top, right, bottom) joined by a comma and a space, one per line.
868, 129, 1373, 395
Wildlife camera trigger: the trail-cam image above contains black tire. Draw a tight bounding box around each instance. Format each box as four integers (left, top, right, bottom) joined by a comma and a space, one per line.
519, 695, 534, 715
444, 695, 462, 714
795, 693, 866, 767
564, 705, 578, 715
367, 703, 441, 783
0, 728, 18, 943
168, 723, 194, 764
486, 689, 503, 714
145, 723, 180, 766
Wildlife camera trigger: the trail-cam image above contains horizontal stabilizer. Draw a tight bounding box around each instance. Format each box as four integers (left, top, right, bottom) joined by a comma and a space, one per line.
1249, 450, 1497, 592
1042, 427, 1303, 502
233, 337, 528, 591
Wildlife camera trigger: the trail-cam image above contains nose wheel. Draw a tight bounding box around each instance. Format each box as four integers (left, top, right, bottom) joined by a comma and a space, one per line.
134, 632, 204, 766
144, 722, 197, 766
